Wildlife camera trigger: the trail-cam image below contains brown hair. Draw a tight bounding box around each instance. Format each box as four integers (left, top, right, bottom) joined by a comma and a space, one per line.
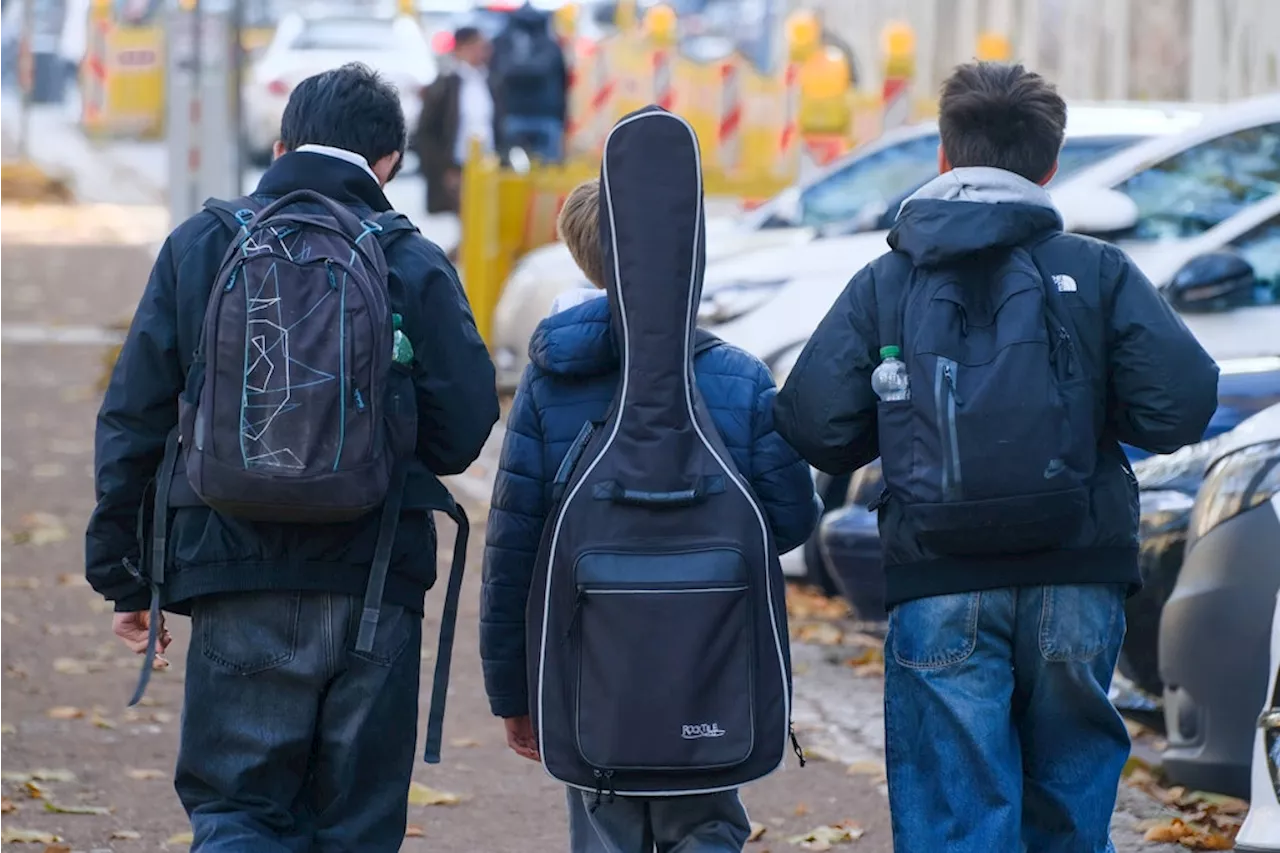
557, 179, 604, 288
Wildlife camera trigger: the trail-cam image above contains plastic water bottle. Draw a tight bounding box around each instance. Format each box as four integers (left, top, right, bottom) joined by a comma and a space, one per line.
392, 313, 414, 365
872, 345, 910, 401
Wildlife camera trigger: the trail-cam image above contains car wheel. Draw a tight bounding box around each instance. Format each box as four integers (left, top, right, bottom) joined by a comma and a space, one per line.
799, 471, 850, 598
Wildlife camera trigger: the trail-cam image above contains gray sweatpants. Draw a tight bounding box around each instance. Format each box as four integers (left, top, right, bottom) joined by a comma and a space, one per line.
566, 788, 750, 853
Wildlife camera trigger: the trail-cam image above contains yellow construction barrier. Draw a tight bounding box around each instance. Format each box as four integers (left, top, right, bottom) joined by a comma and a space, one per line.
81, 0, 164, 138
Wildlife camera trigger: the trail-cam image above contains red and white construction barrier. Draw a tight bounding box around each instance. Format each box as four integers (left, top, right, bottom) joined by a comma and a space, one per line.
718, 59, 742, 173
652, 47, 674, 111
776, 61, 800, 177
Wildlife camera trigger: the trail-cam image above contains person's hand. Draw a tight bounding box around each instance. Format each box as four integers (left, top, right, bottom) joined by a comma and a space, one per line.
503, 715, 540, 762
113, 610, 171, 670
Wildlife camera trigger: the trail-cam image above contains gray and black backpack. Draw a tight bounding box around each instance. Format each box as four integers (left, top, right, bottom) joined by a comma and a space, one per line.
131, 192, 469, 764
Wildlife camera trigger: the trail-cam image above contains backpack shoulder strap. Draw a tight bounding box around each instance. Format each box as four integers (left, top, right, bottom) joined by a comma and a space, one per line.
872, 251, 915, 354
372, 210, 420, 255
202, 196, 261, 235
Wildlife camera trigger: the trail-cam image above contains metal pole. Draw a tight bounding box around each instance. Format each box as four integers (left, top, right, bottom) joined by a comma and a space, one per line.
188, 0, 202, 217
18, 0, 34, 158
230, 0, 243, 188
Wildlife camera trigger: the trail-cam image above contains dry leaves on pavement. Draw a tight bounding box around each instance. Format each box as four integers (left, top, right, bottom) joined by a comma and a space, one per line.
1142, 818, 1234, 850
111, 830, 143, 840
43, 800, 110, 815
3, 512, 69, 547
407, 782, 464, 806
787, 821, 865, 850
405, 824, 426, 838
748, 822, 769, 842
0, 827, 61, 843
167, 830, 195, 845
1126, 765, 1245, 844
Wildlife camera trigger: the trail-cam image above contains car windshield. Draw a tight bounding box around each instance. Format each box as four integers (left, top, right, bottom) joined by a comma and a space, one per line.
776, 134, 1139, 233
292, 18, 392, 50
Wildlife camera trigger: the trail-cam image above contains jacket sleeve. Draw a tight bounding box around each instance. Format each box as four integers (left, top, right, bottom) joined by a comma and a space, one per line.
1102, 247, 1219, 455
399, 238, 500, 475
85, 236, 185, 612
480, 371, 546, 718
773, 265, 882, 475
748, 367, 821, 554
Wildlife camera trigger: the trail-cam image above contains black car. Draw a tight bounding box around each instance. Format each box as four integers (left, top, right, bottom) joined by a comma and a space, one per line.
1160, 404, 1280, 797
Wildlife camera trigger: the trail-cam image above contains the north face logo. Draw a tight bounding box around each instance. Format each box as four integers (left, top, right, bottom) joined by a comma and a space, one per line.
682, 723, 726, 740
1053, 274, 1078, 293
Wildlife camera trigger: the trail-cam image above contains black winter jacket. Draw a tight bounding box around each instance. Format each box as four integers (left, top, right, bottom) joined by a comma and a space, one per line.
87, 152, 500, 614
774, 186, 1219, 606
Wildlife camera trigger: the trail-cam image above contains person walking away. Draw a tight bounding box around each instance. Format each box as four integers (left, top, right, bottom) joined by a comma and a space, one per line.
481, 178, 820, 852
773, 62, 1219, 853
88, 63, 499, 851
490, 2, 567, 163
415, 25, 502, 218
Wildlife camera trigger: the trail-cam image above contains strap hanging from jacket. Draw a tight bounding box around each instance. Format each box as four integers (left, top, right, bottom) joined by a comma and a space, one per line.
422, 499, 469, 765
356, 464, 409, 653
129, 428, 180, 706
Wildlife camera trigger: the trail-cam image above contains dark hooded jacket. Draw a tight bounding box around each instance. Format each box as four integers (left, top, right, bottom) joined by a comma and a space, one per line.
490, 4, 567, 121
87, 152, 500, 614
480, 295, 819, 718
774, 167, 1219, 607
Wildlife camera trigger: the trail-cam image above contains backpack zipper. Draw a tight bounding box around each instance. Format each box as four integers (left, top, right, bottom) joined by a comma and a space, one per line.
935, 358, 963, 501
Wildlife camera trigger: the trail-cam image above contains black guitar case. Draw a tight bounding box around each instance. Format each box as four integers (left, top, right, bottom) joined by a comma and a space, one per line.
526, 105, 794, 798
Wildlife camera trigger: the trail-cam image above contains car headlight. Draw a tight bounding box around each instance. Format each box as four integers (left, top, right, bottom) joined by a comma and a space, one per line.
697, 279, 787, 325
1189, 439, 1280, 540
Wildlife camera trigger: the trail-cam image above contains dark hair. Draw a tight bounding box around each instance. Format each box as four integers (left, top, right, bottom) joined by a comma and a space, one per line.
938, 62, 1066, 183
454, 25, 482, 47
279, 63, 406, 176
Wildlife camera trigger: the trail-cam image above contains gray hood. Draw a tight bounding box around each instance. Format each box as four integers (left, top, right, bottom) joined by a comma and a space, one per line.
900, 166, 1061, 220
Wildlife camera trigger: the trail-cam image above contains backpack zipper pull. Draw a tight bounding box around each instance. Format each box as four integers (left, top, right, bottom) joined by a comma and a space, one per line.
867, 488, 890, 513
944, 363, 963, 406
564, 588, 586, 641
353, 386, 366, 413
605, 770, 616, 804
590, 770, 605, 813
790, 727, 807, 767
1058, 329, 1076, 377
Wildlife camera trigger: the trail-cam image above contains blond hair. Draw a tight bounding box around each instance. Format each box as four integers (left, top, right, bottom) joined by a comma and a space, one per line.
557, 180, 604, 288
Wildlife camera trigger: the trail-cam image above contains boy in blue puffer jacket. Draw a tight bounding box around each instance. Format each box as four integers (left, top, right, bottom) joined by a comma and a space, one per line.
481, 179, 820, 853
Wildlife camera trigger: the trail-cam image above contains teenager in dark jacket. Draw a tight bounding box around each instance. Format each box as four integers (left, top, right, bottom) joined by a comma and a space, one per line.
774, 63, 1218, 853
88, 64, 499, 850
481, 180, 819, 852
490, 3, 568, 163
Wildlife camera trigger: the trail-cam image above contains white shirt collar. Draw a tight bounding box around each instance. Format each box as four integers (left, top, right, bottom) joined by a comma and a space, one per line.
295, 144, 380, 184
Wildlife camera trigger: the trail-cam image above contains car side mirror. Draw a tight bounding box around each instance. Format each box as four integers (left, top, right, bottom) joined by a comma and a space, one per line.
1165, 251, 1258, 313
1056, 186, 1139, 236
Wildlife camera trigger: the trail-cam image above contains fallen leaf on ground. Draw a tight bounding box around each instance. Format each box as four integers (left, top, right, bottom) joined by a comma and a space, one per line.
846, 760, 887, 777
1, 796, 15, 813
793, 622, 844, 646
2, 769, 76, 783
45, 706, 84, 720
793, 803, 811, 817
44, 800, 110, 815
55, 573, 87, 587
52, 658, 91, 675
91, 709, 116, 729
407, 782, 463, 806
405, 825, 425, 838
785, 585, 851, 620
1179, 790, 1250, 815
127, 767, 168, 781
24, 781, 47, 799
787, 821, 864, 850
6, 512, 68, 547
449, 737, 481, 748
0, 827, 61, 843
844, 647, 884, 668
111, 830, 143, 840
1, 576, 41, 589
1, 723, 16, 734
167, 830, 195, 845
748, 822, 768, 842
849, 661, 885, 678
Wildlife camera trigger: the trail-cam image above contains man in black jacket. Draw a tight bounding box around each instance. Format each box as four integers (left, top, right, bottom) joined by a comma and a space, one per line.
88, 64, 499, 850
775, 63, 1218, 853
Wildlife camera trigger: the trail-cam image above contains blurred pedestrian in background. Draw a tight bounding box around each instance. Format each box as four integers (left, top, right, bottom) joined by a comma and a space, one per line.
490, 1, 567, 163
415, 25, 503, 219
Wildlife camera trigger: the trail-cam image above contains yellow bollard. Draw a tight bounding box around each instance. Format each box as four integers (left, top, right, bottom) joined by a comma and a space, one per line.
459, 138, 503, 346
976, 32, 1012, 62
644, 3, 677, 111
880, 20, 916, 133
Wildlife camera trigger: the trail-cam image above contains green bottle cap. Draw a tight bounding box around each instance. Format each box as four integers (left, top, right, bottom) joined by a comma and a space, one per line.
392, 313, 403, 330
880, 345, 901, 359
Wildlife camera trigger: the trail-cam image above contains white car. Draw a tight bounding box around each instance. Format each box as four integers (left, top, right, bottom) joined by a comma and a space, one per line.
709, 94, 1280, 371
491, 102, 1205, 390
1237, 590, 1280, 852
244, 12, 436, 164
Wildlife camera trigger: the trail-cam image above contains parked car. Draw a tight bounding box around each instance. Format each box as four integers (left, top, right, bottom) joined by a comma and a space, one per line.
1160, 404, 1280, 797
244, 12, 436, 164
490, 103, 1204, 390
707, 95, 1280, 370
1235, 589, 1280, 852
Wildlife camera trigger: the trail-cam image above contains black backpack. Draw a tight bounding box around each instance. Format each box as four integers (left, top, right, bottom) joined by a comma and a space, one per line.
499, 25, 561, 95
129, 195, 471, 766
527, 106, 799, 802
872, 244, 1099, 555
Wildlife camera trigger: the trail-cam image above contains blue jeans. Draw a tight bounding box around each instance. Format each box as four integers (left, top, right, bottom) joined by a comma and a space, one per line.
883, 585, 1130, 853
175, 591, 423, 852
566, 788, 749, 853
504, 115, 565, 163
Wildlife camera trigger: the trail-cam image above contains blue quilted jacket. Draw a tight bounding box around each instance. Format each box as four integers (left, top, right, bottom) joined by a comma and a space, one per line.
480, 294, 820, 718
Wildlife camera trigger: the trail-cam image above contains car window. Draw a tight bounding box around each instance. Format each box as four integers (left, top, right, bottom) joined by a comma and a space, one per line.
1229, 214, 1280, 303
1055, 138, 1138, 180
796, 134, 941, 228
1114, 123, 1280, 241
292, 19, 393, 50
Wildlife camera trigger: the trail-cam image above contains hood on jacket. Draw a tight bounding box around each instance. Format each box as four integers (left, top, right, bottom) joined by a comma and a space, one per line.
888, 166, 1064, 268
509, 3, 550, 30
